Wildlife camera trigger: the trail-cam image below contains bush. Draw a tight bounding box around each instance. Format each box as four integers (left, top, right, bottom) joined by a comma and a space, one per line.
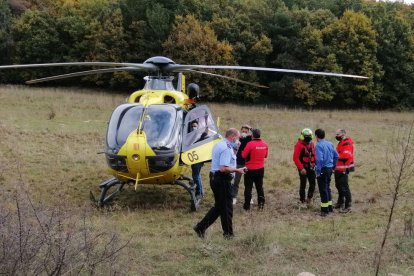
0, 191, 128, 275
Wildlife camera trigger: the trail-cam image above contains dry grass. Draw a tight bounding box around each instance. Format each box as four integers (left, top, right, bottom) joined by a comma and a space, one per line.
1, 85, 413, 275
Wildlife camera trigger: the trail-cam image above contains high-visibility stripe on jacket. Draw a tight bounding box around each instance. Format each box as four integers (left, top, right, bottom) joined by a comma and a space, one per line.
293, 139, 316, 170
335, 137, 354, 172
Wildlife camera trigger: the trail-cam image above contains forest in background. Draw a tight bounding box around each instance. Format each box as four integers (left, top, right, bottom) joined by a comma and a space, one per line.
0, 0, 413, 109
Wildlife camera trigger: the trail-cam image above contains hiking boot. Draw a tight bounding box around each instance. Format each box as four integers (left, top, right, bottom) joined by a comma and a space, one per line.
299, 202, 307, 209
193, 225, 205, 239
223, 234, 234, 240
306, 198, 313, 208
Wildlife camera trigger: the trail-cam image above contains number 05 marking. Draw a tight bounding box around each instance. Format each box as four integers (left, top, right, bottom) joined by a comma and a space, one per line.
187, 151, 199, 162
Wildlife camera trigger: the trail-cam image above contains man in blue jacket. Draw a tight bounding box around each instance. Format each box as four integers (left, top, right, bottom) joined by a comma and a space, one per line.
315, 129, 338, 216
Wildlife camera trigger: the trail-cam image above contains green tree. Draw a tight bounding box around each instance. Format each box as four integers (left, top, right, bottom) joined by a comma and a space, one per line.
283, 0, 363, 17
121, 0, 178, 60
57, 0, 128, 87
291, 26, 341, 107
0, 0, 13, 82
11, 9, 66, 80
0, 0, 12, 64
323, 11, 383, 107
176, 0, 227, 22
364, 2, 414, 109
163, 15, 238, 101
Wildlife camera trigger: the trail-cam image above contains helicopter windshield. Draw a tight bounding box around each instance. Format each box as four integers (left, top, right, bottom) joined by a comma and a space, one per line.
106, 104, 143, 152
143, 76, 175, 91
142, 104, 182, 150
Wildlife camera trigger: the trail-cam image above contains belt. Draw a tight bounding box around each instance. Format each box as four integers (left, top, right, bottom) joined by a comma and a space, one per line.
210, 171, 229, 176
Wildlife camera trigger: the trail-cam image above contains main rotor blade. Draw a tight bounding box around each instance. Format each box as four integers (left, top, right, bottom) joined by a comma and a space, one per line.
26, 67, 140, 84
167, 64, 368, 79
186, 70, 268, 88
0, 62, 157, 71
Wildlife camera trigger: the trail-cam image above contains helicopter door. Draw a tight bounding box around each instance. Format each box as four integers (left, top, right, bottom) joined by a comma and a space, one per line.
181, 105, 222, 165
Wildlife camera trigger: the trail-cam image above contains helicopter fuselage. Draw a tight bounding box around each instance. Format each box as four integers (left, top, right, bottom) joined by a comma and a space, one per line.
104, 76, 221, 190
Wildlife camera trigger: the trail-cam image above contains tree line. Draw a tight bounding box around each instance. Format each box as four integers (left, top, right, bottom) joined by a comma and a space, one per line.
0, 0, 413, 109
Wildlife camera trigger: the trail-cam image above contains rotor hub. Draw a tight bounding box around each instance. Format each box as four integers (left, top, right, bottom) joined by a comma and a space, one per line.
144, 56, 175, 68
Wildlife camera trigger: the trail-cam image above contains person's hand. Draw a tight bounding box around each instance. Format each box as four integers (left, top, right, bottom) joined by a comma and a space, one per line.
300, 168, 307, 175
236, 167, 247, 174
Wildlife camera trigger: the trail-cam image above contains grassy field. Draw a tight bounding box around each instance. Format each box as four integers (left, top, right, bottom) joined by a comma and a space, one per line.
0, 85, 413, 275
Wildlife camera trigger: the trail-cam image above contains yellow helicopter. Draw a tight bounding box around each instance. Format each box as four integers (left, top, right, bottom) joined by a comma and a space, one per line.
0, 56, 367, 210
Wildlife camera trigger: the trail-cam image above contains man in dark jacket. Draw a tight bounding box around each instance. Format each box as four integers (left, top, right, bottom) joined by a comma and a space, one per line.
293, 128, 316, 208
232, 125, 252, 205
242, 128, 268, 210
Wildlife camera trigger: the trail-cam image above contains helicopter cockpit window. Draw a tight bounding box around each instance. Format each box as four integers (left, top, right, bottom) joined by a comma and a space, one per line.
144, 76, 175, 91
106, 104, 144, 153
142, 104, 181, 150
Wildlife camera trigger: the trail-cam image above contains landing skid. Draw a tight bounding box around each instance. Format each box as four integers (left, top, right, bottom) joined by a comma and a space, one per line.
97, 177, 125, 207
175, 175, 202, 212
96, 176, 201, 211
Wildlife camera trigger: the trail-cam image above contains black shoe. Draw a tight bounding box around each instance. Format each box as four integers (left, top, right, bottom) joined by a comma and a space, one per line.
340, 207, 351, 214
243, 204, 250, 211
223, 234, 234, 240
193, 225, 205, 239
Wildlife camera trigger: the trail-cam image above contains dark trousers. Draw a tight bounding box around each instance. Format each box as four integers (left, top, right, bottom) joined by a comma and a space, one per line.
317, 167, 333, 213
334, 171, 352, 208
196, 172, 233, 237
231, 164, 244, 198
243, 168, 265, 210
191, 162, 204, 196
298, 167, 316, 202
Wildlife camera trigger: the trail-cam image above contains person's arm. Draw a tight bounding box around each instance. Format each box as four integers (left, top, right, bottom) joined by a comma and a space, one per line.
293, 143, 303, 170
219, 165, 245, 174
315, 144, 324, 176
219, 148, 246, 174
241, 142, 251, 159
341, 141, 353, 167
332, 143, 339, 170
310, 142, 316, 167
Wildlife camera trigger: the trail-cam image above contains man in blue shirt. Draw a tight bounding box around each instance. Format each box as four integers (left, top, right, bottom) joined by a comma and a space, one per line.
315, 128, 338, 216
193, 128, 246, 239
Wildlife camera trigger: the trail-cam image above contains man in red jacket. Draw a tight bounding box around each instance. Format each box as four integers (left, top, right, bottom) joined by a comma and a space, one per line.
334, 129, 354, 213
293, 128, 316, 207
241, 128, 268, 210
